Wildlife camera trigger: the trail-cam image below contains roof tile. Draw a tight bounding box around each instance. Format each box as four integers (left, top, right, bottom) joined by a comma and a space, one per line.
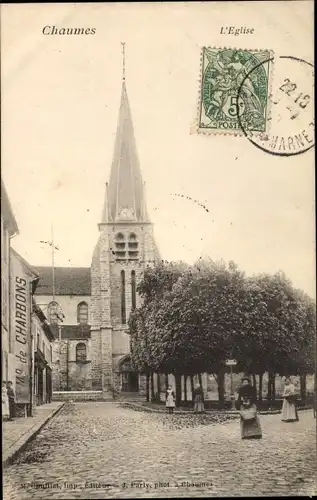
34, 267, 91, 296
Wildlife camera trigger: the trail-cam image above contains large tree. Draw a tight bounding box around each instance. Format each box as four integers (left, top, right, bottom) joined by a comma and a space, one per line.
130, 260, 316, 405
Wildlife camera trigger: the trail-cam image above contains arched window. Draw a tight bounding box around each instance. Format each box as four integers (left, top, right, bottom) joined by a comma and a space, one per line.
47, 301, 59, 325
115, 232, 126, 260
131, 271, 136, 311
77, 301, 88, 324
128, 233, 139, 260
121, 270, 126, 324
76, 342, 87, 362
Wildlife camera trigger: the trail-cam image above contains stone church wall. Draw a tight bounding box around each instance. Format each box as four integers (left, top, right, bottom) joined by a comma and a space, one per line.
35, 294, 91, 325
112, 327, 130, 355
52, 339, 91, 391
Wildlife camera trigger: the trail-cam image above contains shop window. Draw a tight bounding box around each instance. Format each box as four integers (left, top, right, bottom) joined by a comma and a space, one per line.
77, 301, 88, 324
76, 342, 87, 362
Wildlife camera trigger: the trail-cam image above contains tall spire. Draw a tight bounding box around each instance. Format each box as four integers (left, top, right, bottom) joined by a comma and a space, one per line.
101, 45, 149, 224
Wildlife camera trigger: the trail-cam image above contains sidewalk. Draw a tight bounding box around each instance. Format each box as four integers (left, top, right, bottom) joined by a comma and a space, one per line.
2, 401, 64, 467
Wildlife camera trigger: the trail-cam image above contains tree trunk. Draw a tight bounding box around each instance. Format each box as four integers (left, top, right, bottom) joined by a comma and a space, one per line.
267, 371, 273, 401
157, 373, 161, 402
198, 373, 203, 387
259, 373, 263, 401
146, 373, 150, 402
165, 373, 169, 390
150, 372, 155, 400
217, 366, 226, 407
252, 374, 257, 398
300, 374, 307, 403
272, 373, 276, 401
190, 375, 194, 402
175, 373, 182, 407
184, 375, 188, 403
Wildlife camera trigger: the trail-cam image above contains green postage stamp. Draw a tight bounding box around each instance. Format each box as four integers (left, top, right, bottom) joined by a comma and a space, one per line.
197, 47, 272, 135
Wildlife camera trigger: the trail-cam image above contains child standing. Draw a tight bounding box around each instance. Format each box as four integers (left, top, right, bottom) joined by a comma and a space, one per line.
165, 385, 175, 414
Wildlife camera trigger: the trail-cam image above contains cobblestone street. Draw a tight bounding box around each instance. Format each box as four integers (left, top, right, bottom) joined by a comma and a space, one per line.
4, 403, 316, 498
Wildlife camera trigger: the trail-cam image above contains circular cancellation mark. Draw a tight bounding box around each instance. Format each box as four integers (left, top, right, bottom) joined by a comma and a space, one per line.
237, 54, 314, 157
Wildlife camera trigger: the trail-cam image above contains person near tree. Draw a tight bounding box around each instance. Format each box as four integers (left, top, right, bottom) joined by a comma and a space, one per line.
237, 376, 262, 439
165, 385, 175, 414
281, 377, 299, 422
193, 383, 205, 413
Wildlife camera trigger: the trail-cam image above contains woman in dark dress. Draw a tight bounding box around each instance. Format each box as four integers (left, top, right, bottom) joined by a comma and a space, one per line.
193, 384, 205, 413
237, 377, 262, 439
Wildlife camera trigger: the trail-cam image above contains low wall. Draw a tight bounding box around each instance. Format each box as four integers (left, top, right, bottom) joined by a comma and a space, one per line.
52, 391, 104, 402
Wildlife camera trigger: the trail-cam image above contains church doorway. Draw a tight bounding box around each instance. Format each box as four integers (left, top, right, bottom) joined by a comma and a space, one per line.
119, 357, 139, 392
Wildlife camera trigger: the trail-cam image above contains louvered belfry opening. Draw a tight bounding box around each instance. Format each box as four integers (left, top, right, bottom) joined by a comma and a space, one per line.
128, 232, 138, 260
115, 232, 126, 261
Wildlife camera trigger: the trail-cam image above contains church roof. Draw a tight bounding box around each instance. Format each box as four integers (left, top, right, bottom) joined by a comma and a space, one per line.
51, 324, 91, 339
34, 266, 91, 296
102, 78, 149, 223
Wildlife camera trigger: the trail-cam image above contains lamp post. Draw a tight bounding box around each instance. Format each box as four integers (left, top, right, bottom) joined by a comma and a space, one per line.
226, 359, 238, 410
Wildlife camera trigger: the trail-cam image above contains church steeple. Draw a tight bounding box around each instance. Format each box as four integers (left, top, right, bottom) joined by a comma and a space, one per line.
101, 44, 149, 224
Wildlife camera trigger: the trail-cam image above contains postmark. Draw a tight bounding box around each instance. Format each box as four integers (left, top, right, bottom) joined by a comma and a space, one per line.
196, 47, 272, 135
237, 55, 314, 156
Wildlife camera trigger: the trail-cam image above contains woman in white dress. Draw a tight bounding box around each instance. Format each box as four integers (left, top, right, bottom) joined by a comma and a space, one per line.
165, 385, 175, 414
281, 377, 299, 422
2, 381, 9, 420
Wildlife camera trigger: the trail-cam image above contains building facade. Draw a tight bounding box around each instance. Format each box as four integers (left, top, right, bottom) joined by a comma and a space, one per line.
32, 299, 55, 405
90, 76, 160, 397
34, 267, 91, 391
1, 179, 19, 385
34, 74, 160, 397
9, 248, 39, 414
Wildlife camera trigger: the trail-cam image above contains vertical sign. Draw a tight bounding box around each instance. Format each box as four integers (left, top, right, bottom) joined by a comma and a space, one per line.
10, 254, 31, 403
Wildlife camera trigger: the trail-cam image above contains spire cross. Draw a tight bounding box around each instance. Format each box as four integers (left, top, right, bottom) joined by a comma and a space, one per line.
121, 42, 126, 81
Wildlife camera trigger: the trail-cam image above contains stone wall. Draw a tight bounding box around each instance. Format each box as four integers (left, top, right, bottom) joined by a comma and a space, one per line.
112, 327, 130, 356
90, 221, 159, 395
52, 338, 91, 391
90, 240, 102, 390
52, 391, 103, 401
35, 294, 91, 325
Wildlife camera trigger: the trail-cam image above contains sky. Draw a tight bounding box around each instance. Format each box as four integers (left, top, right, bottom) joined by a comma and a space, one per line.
1, 2, 315, 297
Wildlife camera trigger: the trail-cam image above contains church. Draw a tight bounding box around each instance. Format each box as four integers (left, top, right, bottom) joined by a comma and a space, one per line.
34, 55, 161, 399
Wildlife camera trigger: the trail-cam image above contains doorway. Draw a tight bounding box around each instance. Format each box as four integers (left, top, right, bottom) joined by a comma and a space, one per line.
121, 371, 139, 392
120, 357, 139, 392
128, 371, 139, 392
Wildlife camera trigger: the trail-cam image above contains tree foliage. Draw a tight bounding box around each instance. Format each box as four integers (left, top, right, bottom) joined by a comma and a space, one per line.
129, 259, 315, 400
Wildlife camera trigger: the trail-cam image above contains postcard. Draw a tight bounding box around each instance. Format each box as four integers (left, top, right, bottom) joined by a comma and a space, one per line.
1, 1, 315, 499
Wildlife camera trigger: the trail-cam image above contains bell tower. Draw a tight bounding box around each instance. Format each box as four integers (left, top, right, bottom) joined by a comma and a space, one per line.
90, 45, 160, 397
